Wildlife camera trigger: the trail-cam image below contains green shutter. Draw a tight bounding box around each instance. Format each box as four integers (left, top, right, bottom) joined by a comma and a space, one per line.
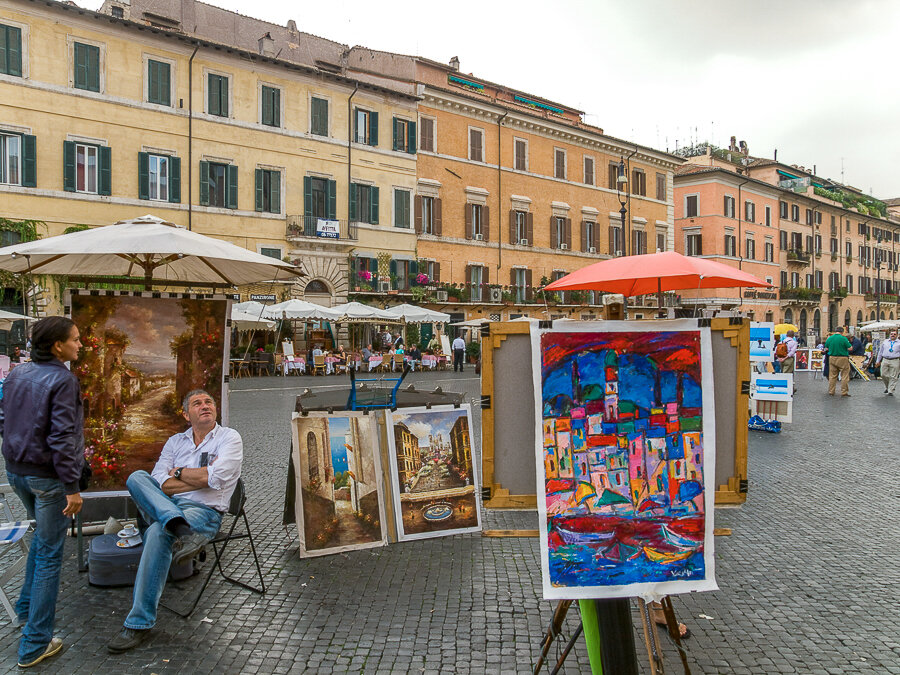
389, 259, 397, 278
138, 152, 149, 200
409, 260, 418, 276
352, 108, 358, 143
349, 183, 357, 221
220, 76, 228, 116
270, 171, 281, 214
88, 45, 100, 92
272, 88, 280, 126
311, 98, 327, 136
261, 88, 270, 125
159, 61, 170, 106
148, 60, 170, 106
21, 134, 36, 187
408, 121, 416, 154
198, 160, 209, 205
73, 43, 86, 89
254, 168, 263, 211
326, 179, 336, 219
63, 141, 75, 191
74, 43, 100, 92
1, 25, 22, 77
168, 156, 180, 203
98, 145, 111, 196
369, 111, 378, 146
226, 164, 238, 209
303, 176, 312, 218
370, 185, 379, 224
208, 74, 219, 115
0, 26, 6, 75
392, 117, 400, 151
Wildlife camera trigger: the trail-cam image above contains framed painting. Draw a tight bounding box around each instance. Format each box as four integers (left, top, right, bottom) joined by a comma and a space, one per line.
749, 322, 775, 362
751, 373, 793, 402
68, 290, 230, 494
385, 405, 481, 541
532, 320, 718, 601
809, 349, 824, 371
291, 412, 387, 557
794, 348, 810, 371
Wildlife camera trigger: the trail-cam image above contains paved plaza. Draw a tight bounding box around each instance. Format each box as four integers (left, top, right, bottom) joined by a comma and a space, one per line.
0, 369, 898, 673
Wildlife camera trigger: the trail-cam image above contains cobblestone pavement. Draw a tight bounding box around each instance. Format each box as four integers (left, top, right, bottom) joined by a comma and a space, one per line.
0, 370, 898, 673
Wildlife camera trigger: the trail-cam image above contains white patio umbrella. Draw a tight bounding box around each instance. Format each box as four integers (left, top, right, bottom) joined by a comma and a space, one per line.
449, 318, 490, 328
233, 300, 267, 315
262, 299, 341, 321
0, 215, 301, 288
330, 301, 398, 322
231, 307, 276, 331
0, 309, 34, 330
858, 320, 900, 332
383, 303, 451, 324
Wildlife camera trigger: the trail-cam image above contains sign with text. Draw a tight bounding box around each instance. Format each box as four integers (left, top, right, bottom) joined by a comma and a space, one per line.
316, 219, 340, 239
250, 294, 277, 302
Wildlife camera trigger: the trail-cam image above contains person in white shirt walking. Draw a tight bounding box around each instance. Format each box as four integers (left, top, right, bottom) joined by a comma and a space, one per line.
107, 390, 243, 653
452, 335, 466, 372
875, 329, 900, 395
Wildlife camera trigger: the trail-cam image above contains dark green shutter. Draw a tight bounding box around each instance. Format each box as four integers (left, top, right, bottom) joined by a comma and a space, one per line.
272, 89, 280, 126
303, 176, 312, 218
73, 43, 86, 89
261, 89, 270, 125
408, 121, 416, 154
226, 164, 238, 209
369, 112, 378, 146
392, 118, 400, 151
159, 61, 170, 105
88, 45, 100, 92
21, 134, 36, 187
352, 108, 358, 142
2, 25, 22, 77
349, 183, 357, 221
208, 74, 219, 115
220, 77, 228, 116
198, 160, 209, 205
98, 145, 111, 196
370, 186, 379, 224
389, 259, 397, 278
270, 171, 281, 214
63, 141, 75, 191
409, 260, 418, 276
148, 60, 170, 106
326, 179, 336, 219
138, 151, 149, 199
168, 156, 180, 203
74, 43, 100, 92
255, 168, 263, 211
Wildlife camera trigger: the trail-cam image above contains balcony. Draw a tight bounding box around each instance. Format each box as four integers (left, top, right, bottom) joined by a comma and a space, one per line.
828, 287, 848, 300
786, 249, 811, 265
865, 293, 898, 304
286, 216, 357, 242
780, 287, 822, 304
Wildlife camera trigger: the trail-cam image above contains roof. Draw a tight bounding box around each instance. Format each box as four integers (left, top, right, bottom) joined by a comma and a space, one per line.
883, 198, 900, 207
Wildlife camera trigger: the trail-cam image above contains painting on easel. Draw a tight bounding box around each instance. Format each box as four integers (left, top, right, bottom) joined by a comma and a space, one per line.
532, 321, 718, 600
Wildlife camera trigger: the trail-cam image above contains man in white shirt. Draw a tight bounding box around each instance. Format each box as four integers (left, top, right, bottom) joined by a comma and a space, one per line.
107, 390, 243, 653
875, 329, 900, 395
452, 335, 466, 372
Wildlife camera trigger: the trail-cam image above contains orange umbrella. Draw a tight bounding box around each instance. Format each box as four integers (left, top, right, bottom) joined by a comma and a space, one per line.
543, 251, 771, 296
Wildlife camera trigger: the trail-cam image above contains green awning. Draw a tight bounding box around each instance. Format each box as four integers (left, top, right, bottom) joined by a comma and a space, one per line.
777, 169, 801, 180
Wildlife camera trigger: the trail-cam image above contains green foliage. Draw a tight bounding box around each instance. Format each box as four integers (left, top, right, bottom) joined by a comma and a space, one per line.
406, 323, 420, 347
465, 341, 480, 359
334, 471, 350, 489
63, 224, 91, 234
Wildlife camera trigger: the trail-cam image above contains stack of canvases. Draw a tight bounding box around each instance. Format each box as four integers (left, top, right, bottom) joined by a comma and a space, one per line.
290, 405, 481, 556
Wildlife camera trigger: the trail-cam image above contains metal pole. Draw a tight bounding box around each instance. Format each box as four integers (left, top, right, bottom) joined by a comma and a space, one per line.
620, 205, 627, 256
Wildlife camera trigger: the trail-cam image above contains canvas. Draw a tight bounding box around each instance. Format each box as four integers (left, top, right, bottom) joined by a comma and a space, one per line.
532, 320, 717, 601
809, 349, 824, 371
386, 405, 481, 541
751, 373, 794, 402
749, 322, 775, 362
795, 348, 810, 371
291, 412, 387, 557
70, 292, 229, 492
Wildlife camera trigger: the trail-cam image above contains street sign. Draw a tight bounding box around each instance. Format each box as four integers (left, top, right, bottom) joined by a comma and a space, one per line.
250, 294, 277, 302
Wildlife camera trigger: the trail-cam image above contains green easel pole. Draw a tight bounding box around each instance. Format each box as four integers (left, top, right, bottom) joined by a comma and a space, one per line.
578, 599, 604, 674
579, 598, 640, 675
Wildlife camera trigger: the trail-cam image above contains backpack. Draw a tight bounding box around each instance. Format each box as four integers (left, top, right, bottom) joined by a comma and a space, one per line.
775, 341, 788, 358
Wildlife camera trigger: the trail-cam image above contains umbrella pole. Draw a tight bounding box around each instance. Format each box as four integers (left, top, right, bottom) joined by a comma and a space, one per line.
657, 278, 664, 318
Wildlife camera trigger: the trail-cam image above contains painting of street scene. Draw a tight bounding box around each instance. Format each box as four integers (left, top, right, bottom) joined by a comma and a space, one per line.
535, 326, 717, 600
70, 293, 228, 492
387, 405, 481, 541
291, 413, 386, 557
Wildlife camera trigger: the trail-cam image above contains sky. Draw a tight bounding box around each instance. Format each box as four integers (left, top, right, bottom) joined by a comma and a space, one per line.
78, 0, 900, 198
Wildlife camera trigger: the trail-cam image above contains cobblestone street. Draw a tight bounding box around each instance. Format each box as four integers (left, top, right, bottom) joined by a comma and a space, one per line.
0, 370, 898, 673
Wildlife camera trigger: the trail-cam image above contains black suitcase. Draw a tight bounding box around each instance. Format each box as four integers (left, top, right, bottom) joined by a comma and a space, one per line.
88, 534, 196, 587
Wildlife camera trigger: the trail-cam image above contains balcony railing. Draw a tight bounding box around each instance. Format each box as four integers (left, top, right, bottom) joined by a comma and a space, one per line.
286, 216, 357, 241
828, 287, 848, 299
780, 287, 822, 302
865, 293, 899, 304
786, 249, 811, 264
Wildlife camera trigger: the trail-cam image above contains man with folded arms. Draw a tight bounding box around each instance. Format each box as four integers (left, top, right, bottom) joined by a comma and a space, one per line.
107, 389, 242, 653
875, 329, 900, 396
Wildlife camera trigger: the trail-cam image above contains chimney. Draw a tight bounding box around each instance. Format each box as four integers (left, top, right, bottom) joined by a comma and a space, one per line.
774, 148, 778, 161
258, 32, 275, 57
449, 56, 460, 71
287, 19, 297, 33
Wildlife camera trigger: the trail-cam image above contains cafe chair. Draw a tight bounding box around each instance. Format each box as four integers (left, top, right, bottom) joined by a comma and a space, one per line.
0, 484, 34, 622
312, 354, 327, 376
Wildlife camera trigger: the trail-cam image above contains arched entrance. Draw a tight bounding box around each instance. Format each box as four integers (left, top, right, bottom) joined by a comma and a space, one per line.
799, 309, 807, 335
870, 311, 876, 321
784, 308, 793, 324
857, 310, 863, 325
813, 309, 821, 338
828, 304, 837, 332
844, 310, 851, 327
303, 278, 333, 306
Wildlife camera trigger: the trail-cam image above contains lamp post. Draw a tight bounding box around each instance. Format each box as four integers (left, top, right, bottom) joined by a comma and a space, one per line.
876, 233, 882, 320
616, 157, 628, 257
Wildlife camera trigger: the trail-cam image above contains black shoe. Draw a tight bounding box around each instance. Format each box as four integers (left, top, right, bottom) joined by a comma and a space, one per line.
107, 628, 150, 654
172, 532, 207, 565
889, 392, 894, 396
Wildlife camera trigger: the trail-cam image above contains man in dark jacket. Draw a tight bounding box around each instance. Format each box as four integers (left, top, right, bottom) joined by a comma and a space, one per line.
1, 316, 84, 668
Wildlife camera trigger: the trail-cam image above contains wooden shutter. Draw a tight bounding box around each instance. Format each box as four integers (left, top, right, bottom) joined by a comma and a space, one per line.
98, 145, 111, 196
198, 160, 209, 205
303, 177, 313, 218
434, 262, 440, 282
88, 45, 99, 92
392, 117, 400, 151
261, 88, 272, 125
414, 195, 422, 233
138, 152, 150, 200
349, 183, 357, 221
326, 180, 337, 219
550, 216, 558, 249
208, 74, 219, 115
465, 203, 473, 239
696, 234, 702, 255
352, 107, 358, 142
510, 268, 516, 288
255, 169, 264, 211
271, 171, 281, 214
608, 226, 615, 255
370, 186, 379, 224
581, 221, 588, 252
74, 43, 87, 89
565, 218, 572, 248
509, 210, 516, 244
465, 264, 472, 297
3, 26, 22, 77
21, 134, 36, 188
526, 212, 534, 246
407, 121, 416, 154
272, 88, 280, 126
434, 198, 442, 236
483, 206, 490, 242
159, 61, 170, 105
525, 269, 533, 301
226, 164, 238, 209
168, 156, 180, 203
369, 111, 378, 146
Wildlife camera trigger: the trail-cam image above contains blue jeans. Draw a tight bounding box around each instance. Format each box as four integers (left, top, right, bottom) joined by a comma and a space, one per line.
124, 471, 222, 629
6, 472, 69, 664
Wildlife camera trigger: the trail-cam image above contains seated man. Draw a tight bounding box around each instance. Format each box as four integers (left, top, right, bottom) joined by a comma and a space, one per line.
407, 344, 422, 371
107, 390, 242, 653
361, 343, 373, 361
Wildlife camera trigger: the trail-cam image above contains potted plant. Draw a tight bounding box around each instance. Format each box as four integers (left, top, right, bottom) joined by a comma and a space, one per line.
465, 340, 480, 363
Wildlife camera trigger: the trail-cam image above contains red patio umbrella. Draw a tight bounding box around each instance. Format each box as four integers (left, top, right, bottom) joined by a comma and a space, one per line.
543, 251, 771, 296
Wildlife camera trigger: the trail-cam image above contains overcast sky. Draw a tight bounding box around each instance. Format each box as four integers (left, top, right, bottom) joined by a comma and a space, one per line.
81, 0, 900, 198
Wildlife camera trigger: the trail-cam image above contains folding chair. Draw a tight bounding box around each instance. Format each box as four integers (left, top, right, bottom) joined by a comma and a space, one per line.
0, 484, 33, 622
161, 478, 265, 617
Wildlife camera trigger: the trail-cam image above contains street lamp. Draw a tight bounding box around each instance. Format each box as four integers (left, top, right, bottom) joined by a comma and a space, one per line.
616, 158, 628, 257
876, 233, 883, 320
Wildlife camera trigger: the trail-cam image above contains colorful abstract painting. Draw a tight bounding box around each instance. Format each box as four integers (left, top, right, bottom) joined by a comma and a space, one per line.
386, 405, 481, 541
291, 412, 387, 557
532, 321, 717, 600
69, 292, 229, 493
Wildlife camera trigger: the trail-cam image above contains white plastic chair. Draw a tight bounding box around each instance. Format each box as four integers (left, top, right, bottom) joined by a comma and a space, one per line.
0, 484, 33, 622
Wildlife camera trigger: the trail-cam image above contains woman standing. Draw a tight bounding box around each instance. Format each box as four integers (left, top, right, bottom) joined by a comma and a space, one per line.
1, 317, 84, 668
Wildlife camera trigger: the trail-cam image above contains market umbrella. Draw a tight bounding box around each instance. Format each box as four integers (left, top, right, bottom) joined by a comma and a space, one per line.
0, 309, 34, 330
449, 318, 490, 328
383, 303, 451, 324
329, 301, 397, 322
231, 307, 276, 331
858, 321, 900, 332
262, 299, 341, 321
773, 323, 799, 334
0, 214, 302, 288
543, 251, 771, 296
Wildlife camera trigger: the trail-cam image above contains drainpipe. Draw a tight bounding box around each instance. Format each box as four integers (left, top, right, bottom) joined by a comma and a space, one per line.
496, 110, 508, 278
187, 45, 199, 231
624, 146, 638, 257
736, 178, 750, 271
348, 83, 359, 226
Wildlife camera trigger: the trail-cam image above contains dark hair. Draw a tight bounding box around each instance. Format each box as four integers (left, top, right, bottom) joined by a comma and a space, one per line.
31, 316, 76, 362
182, 389, 213, 413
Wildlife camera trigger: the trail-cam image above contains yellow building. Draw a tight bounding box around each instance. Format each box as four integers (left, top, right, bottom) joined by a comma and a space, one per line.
0, 0, 417, 319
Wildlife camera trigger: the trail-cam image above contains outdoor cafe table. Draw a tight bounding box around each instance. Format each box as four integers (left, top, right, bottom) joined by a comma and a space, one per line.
421, 354, 438, 369
282, 356, 306, 375
367, 355, 383, 371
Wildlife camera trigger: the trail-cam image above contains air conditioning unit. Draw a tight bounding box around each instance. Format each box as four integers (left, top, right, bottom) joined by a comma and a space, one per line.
616, 250, 623, 257
519, 239, 529, 245
488, 287, 503, 303
434, 290, 449, 302
474, 233, 484, 241
378, 280, 391, 293
560, 243, 568, 250
589, 247, 597, 254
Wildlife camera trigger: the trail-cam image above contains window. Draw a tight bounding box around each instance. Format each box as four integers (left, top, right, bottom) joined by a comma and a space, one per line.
846, 274, 853, 293
513, 268, 530, 303
583, 156, 594, 185
553, 217, 568, 249
260, 85, 280, 127
351, 184, 379, 224
199, 161, 237, 208
744, 201, 755, 223
765, 241, 774, 262
791, 272, 800, 287
421, 196, 435, 234
765, 205, 771, 226
1, 132, 34, 187
583, 221, 596, 252
780, 271, 788, 288
805, 208, 813, 225
259, 247, 282, 259
392, 118, 416, 154
724, 233, 736, 257
63, 141, 111, 195
354, 108, 378, 146
631, 169, 646, 196
419, 116, 434, 152
846, 240, 852, 259
138, 152, 180, 203
111, 6, 124, 18
814, 234, 822, 254
0, 24, 22, 77
303, 176, 336, 221
310, 97, 329, 136
815, 211, 822, 225
779, 201, 788, 219
469, 127, 484, 162
806, 273, 813, 288
608, 226, 623, 256
656, 230, 666, 253
73, 42, 100, 92
656, 172, 666, 201
791, 204, 799, 222
685, 195, 698, 217
791, 232, 802, 251
254, 168, 281, 213
815, 270, 823, 288
421, 259, 440, 282
208, 73, 229, 117
686, 232, 702, 256
394, 189, 410, 228
514, 210, 528, 244
554, 148, 566, 179
780, 230, 788, 250
745, 236, 756, 260
723, 195, 735, 218
470, 204, 484, 238
607, 162, 619, 190
632, 230, 646, 255
469, 265, 484, 302
514, 139, 527, 171
147, 59, 171, 106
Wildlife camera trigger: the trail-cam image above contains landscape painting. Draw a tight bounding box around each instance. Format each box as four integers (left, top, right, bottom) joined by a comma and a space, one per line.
749, 322, 775, 362
531, 321, 718, 600
751, 373, 793, 401
70, 292, 228, 492
291, 412, 386, 557
386, 405, 481, 541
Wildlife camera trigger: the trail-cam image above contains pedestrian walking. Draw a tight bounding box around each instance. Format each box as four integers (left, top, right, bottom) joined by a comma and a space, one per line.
452, 335, 466, 372
0, 317, 84, 668
778, 330, 798, 391
824, 327, 852, 396
875, 329, 900, 395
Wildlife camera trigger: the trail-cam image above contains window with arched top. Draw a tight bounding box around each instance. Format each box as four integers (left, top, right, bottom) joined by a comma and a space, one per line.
305, 280, 329, 294
784, 309, 793, 324
307, 431, 319, 481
